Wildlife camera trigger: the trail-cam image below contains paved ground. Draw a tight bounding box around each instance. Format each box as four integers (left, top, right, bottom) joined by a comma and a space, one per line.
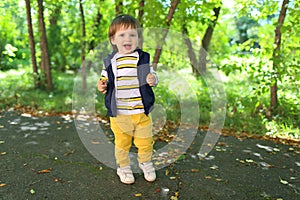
0, 111, 299, 200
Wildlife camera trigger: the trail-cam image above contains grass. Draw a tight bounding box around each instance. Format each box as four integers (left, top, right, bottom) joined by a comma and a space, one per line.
0, 66, 299, 140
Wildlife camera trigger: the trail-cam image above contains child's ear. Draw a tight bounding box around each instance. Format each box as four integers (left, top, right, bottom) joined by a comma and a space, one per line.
110, 36, 115, 45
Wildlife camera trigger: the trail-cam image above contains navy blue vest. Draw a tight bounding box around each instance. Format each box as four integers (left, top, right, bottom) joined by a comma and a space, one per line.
103, 49, 155, 117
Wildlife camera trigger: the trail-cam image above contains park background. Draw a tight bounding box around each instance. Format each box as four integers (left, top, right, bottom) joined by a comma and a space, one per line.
0, 0, 299, 143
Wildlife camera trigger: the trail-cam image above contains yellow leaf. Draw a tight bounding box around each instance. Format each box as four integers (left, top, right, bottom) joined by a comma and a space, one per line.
1, 152, 7, 155
165, 169, 169, 176
134, 193, 142, 197
0, 183, 7, 187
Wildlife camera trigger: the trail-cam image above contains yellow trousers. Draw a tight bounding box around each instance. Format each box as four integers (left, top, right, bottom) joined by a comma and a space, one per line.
110, 113, 154, 168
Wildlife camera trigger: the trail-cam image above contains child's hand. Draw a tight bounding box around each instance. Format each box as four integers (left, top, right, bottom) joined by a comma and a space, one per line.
146, 73, 156, 86
97, 78, 108, 94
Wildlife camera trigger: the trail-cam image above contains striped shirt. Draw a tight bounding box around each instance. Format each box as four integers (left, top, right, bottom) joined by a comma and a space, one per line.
101, 52, 144, 115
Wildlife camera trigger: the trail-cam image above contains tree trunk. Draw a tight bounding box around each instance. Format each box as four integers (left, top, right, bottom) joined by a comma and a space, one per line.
182, 22, 198, 75
138, 0, 145, 27
25, 0, 39, 88
79, 0, 87, 91
37, 0, 54, 91
115, 0, 123, 16
182, 6, 221, 76
152, 0, 180, 70
88, 8, 102, 52
49, 4, 63, 71
270, 0, 289, 110
199, 6, 221, 73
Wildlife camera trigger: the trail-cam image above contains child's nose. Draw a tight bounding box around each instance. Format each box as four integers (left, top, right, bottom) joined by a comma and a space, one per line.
125, 34, 131, 41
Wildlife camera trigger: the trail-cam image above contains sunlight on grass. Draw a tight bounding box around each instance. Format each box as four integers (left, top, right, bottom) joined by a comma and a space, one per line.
0, 66, 299, 139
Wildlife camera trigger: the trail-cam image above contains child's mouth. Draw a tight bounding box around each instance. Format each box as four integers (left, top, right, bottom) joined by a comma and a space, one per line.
124, 44, 132, 50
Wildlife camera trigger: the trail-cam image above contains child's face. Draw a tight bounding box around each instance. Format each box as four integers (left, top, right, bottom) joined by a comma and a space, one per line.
110, 26, 138, 54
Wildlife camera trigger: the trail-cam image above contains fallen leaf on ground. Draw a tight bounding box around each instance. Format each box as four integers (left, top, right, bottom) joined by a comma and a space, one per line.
30, 189, 35, 194
64, 149, 75, 157
279, 177, 289, 185
0, 183, 7, 187
134, 193, 142, 197
165, 169, 169, 176
37, 168, 52, 174
210, 165, 219, 170
191, 169, 199, 172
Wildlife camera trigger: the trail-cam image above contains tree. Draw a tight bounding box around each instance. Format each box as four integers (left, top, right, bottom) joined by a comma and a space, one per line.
88, 4, 103, 52
79, 0, 87, 91
270, 0, 289, 111
200, 6, 221, 73
37, 0, 54, 91
48, 1, 63, 71
25, 0, 39, 88
138, 0, 145, 27
182, 1, 222, 75
152, 0, 180, 70
115, 0, 123, 16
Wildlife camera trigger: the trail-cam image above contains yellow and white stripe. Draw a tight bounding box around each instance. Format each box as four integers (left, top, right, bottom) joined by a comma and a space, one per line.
115, 52, 144, 115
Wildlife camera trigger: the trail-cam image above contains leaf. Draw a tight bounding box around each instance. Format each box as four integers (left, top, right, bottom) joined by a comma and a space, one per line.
52, 177, 62, 182
37, 168, 52, 174
134, 193, 142, 197
165, 169, 169, 176
0, 152, 7, 155
177, 155, 186, 160
210, 165, 218, 170
191, 169, 199, 172
280, 179, 288, 185
0, 183, 7, 187
279, 177, 288, 185
64, 149, 75, 157
30, 189, 35, 195
246, 159, 254, 163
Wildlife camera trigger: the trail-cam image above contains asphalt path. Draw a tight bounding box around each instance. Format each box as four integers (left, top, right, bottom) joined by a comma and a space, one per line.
0, 111, 299, 199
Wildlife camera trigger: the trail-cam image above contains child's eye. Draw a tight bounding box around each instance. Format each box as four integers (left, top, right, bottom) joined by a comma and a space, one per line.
119, 33, 125, 37
130, 34, 137, 37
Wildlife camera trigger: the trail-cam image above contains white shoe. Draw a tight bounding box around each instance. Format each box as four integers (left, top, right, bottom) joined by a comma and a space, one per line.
117, 166, 135, 184
139, 162, 156, 182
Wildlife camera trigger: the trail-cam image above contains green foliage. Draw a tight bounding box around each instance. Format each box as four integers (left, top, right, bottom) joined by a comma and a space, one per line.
0, 0, 299, 139
0, 67, 74, 112
0, 0, 28, 70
